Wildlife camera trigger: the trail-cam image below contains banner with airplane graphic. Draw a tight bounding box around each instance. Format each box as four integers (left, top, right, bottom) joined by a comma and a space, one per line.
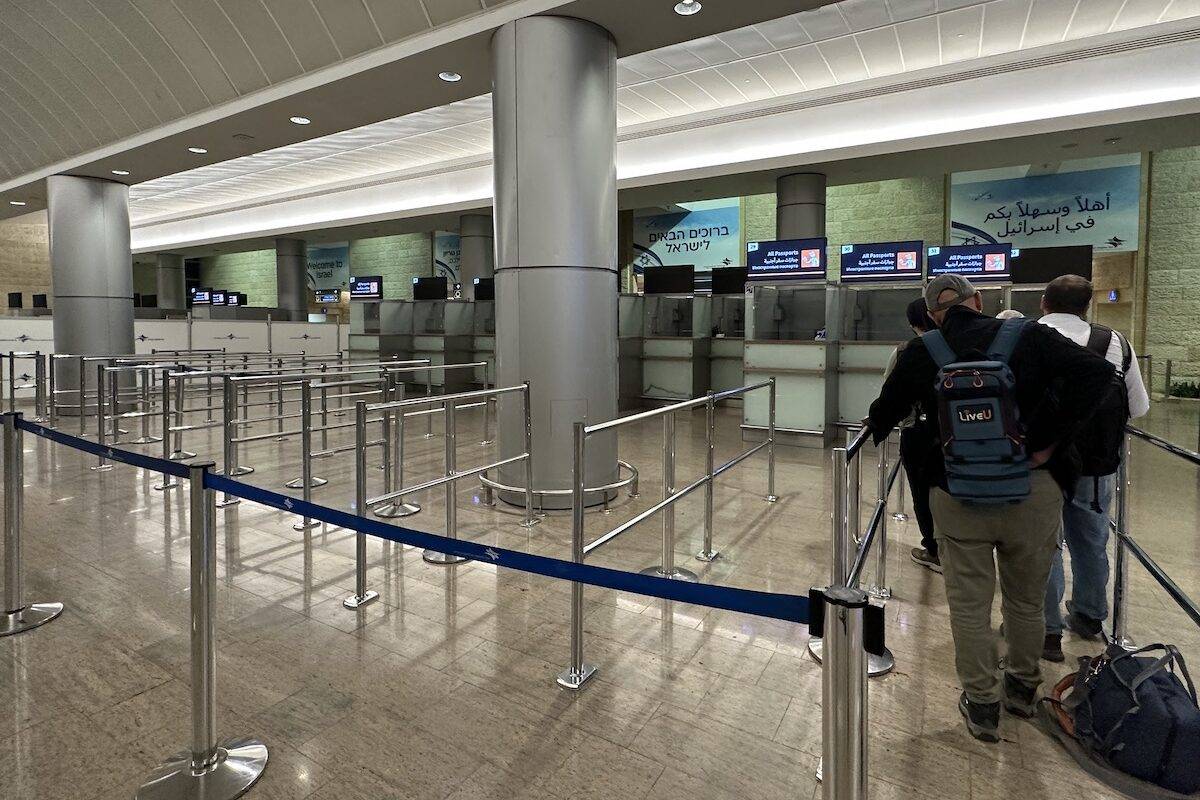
950, 155, 1140, 252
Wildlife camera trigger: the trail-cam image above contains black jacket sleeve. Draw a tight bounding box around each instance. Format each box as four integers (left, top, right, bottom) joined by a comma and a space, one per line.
867, 336, 934, 444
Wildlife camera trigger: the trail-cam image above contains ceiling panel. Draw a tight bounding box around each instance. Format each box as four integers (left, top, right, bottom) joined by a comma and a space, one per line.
1114, 0, 1176, 30
215, 0, 305, 84
312, 0, 385, 58
121, 0, 1200, 226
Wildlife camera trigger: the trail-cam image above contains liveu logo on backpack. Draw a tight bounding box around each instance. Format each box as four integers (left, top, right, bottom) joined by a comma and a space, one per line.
922, 317, 1031, 504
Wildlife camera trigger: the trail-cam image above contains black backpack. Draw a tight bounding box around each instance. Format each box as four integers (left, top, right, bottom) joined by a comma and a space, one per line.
1075, 324, 1132, 478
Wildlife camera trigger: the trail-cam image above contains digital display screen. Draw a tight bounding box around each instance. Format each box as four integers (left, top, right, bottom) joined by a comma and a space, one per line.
413, 276, 448, 301
315, 290, 339, 304
349, 275, 383, 300
644, 265, 695, 295
746, 238, 827, 281
710, 267, 749, 295
1009, 245, 1093, 284
210, 290, 227, 306
839, 241, 924, 283
927, 243, 1013, 281
227, 293, 241, 306
472, 278, 495, 302
191, 288, 211, 305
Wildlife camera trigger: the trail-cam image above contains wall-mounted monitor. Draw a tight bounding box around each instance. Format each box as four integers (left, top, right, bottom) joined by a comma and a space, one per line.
190, 288, 211, 305
315, 290, 339, 304
349, 275, 383, 300
710, 267, 750, 295
31, 294, 47, 309
210, 290, 227, 306
926, 243, 1013, 281
472, 277, 495, 302
840, 241, 924, 283
413, 276, 448, 301
1009, 245, 1093, 284
6, 292, 21, 309
644, 265, 695, 295
746, 238, 827, 281
226, 293, 242, 307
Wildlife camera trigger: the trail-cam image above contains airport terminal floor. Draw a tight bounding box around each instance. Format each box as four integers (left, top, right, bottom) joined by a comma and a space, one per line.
2, 397, 1196, 800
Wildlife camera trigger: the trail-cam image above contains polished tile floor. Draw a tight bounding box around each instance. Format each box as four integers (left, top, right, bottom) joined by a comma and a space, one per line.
1, 390, 1198, 800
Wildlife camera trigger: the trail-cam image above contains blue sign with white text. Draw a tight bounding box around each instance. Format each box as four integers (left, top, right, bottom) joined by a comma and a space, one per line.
746, 238, 827, 281
927, 243, 1013, 281
840, 241, 923, 283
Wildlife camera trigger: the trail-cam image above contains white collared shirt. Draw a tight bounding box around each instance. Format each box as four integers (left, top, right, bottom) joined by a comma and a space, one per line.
1038, 312, 1150, 419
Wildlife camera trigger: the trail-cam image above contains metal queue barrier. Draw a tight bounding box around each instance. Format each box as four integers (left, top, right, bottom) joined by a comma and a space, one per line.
1109, 427, 1200, 647
557, 379, 779, 690
0, 393, 893, 800
344, 382, 536, 608
5, 351, 48, 420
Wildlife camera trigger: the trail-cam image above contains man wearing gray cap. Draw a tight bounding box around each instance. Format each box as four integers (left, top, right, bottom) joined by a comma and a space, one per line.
866, 273, 1114, 743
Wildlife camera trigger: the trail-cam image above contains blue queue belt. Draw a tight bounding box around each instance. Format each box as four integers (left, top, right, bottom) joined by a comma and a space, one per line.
207, 473, 810, 625
17, 418, 190, 479
14, 415, 809, 625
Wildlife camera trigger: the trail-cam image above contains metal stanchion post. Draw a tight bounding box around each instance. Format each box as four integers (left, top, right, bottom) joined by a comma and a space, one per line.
92, 364, 113, 472
869, 441, 891, 601
33, 352, 46, 422
130, 369, 162, 444
205, 353, 214, 421
319, 363, 329, 452
481, 361, 493, 445
344, 401, 379, 609
7, 352, 14, 413
424, 399, 469, 565
136, 462, 268, 800
78, 355, 86, 436
47, 355, 57, 429
697, 392, 719, 561
891, 434, 908, 522
217, 378, 247, 508
154, 370, 180, 491
766, 377, 778, 502
557, 420, 596, 690
1, 412, 63, 637
424, 368, 434, 438
292, 382, 319, 531
642, 412, 696, 582
820, 583, 869, 800
375, 384, 420, 519
170, 367, 196, 460
520, 382, 539, 527
1110, 433, 1135, 650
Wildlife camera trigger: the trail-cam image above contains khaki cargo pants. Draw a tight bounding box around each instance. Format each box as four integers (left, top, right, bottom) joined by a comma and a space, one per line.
931, 470, 1064, 703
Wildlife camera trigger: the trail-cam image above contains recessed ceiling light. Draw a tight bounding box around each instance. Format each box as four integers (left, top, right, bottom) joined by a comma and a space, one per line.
8, 200, 26, 206
111, 169, 130, 176
188, 146, 207, 154
438, 71, 462, 83
674, 0, 701, 15
289, 116, 311, 125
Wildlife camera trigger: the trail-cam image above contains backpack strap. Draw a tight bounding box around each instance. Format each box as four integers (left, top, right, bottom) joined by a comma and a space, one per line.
986, 317, 1028, 363
920, 330, 958, 369
1086, 323, 1114, 358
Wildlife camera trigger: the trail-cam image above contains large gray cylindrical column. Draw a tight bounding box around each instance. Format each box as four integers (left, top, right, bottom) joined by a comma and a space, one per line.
47, 175, 135, 398
776, 172, 827, 238
156, 252, 187, 310
459, 214, 494, 298
493, 16, 618, 508
275, 238, 308, 320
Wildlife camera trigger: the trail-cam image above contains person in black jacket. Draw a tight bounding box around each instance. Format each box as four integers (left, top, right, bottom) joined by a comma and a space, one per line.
867, 274, 1114, 743
896, 298, 942, 573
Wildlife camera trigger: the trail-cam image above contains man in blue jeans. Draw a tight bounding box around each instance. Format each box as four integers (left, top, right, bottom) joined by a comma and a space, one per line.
1037, 275, 1149, 661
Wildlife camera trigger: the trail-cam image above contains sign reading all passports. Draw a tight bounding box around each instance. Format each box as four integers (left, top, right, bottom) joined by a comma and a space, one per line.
927, 243, 1013, 281
840, 241, 923, 283
746, 238, 827, 281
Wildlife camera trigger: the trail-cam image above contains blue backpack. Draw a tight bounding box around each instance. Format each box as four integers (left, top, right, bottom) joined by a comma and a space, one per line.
921, 318, 1031, 504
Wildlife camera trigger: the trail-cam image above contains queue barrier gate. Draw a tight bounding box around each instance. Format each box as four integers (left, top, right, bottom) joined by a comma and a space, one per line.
1, 410, 889, 800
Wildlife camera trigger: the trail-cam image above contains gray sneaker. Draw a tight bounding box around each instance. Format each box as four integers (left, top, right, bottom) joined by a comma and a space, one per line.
1003, 673, 1038, 718
911, 547, 943, 574
959, 693, 1000, 742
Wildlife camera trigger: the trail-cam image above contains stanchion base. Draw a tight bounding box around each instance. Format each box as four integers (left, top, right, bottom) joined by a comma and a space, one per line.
90, 463, 114, 472
169, 450, 198, 461
868, 586, 892, 602
224, 466, 254, 477
373, 501, 421, 519
519, 517, 541, 529
479, 439, 494, 446
283, 476, 328, 490
1108, 632, 1138, 652
639, 566, 699, 582
0, 602, 64, 637
342, 591, 379, 609
215, 497, 240, 508
127, 435, 164, 444
891, 512, 909, 522
808, 640, 896, 677
135, 737, 268, 800
695, 549, 721, 562
292, 519, 320, 531
556, 663, 597, 691
423, 550, 469, 565
765, 494, 779, 503
153, 480, 179, 492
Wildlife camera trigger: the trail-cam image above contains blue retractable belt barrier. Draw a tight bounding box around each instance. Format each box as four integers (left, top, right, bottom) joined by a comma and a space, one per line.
207, 473, 810, 625
17, 418, 190, 480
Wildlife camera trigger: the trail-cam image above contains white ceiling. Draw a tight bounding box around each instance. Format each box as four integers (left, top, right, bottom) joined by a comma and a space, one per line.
0, 0, 519, 183
127, 0, 1200, 226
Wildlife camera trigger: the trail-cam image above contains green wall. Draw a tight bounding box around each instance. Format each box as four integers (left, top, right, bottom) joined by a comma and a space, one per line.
1145, 145, 1200, 381
196, 233, 433, 307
